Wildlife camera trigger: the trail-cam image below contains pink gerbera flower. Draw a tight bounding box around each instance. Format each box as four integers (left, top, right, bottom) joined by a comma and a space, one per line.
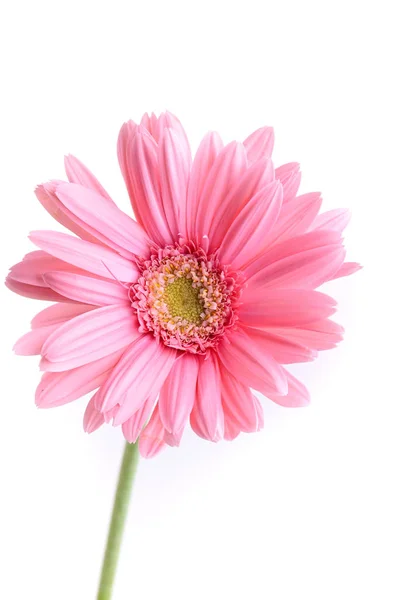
6, 111, 360, 458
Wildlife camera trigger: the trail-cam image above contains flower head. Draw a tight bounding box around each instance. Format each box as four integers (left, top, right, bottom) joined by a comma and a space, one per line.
6, 111, 360, 457
131, 244, 239, 353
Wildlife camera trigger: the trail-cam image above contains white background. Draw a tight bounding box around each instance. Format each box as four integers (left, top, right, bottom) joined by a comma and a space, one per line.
0, 1, 399, 598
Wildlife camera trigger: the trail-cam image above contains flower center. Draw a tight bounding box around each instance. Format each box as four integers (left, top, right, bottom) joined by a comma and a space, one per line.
163, 277, 203, 324
130, 245, 240, 354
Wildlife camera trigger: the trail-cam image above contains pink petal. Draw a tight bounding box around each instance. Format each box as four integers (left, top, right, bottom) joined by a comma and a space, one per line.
163, 426, 185, 447
22, 249, 51, 261
8, 252, 97, 304
312, 208, 351, 233
35, 182, 99, 243
186, 131, 223, 241
64, 155, 113, 202
220, 364, 263, 433
218, 180, 282, 269
29, 230, 139, 283
55, 182, 150, 258
195, 141, 247, 245
243, 126, 274, 162
141, 111, 191, 171
36, 350, 124, 408
139, 405, 167, 458
31, 302, 94, 328
83, 393, 105, 433
190, 352, 224, 442
330, 261, 362, 280
103, 406, 119, 424
5, 277, 66, 302
158, 128, 190, 239
268, 319, 344, 351
223, 394, 264, 440
254, 397, 265, 430
43, 271, 129, 306
218, 328, 288, 397
244, 244, 345, 295
242, 327, 316, 364
239, 289, 337, 327
158, 354, 199, 434
117, 120, 139, 213
244, 228, 342, 279
208, 158, 275, 251
164, 111, 192, 170
118, 124, 173, 246
223, 417, 241, 441
140, 112, 162, 140
121, 396, 156, 443
275, 163, 301, 202
14, 324, 60, 356
265, 192, 323, 246
267, 370, 310, 408
41, 305, 139, 371
9, 251, 80, 287
97, 336, 177, 422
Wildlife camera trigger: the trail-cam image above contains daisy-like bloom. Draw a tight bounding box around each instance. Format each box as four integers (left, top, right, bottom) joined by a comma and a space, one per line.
6, 112, 360, 457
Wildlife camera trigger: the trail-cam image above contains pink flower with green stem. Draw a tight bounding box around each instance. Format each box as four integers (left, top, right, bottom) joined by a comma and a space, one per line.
6, 111, 360, 599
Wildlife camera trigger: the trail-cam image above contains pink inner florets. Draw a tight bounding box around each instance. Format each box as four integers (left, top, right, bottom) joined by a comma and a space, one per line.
130, 245, 241, 354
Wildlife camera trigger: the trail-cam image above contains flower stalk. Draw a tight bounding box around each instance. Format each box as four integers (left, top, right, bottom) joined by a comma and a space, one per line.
97, 442, 140, 600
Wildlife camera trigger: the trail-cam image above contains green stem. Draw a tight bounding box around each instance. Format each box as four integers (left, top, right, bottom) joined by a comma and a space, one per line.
97, 442, 140, 600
